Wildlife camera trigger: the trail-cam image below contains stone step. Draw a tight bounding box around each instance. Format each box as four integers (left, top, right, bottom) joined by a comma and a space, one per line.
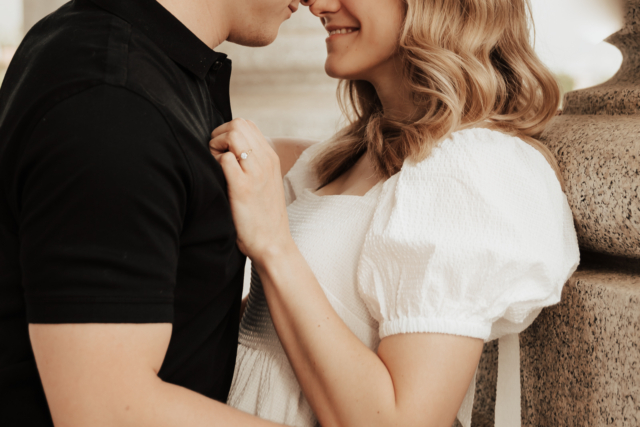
472, 253, 640, 427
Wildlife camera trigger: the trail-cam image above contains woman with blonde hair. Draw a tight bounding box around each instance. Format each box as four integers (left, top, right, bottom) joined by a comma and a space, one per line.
210, 0, 580, 425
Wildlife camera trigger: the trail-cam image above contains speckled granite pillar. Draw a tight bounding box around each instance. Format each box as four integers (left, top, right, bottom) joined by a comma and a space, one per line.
470, 259, 640, 427
520, 258, 640, 427
472, 1, 640, 426
539, 0, 640, 258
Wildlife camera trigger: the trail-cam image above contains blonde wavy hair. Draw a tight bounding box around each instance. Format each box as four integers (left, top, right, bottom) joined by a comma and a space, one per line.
312, 0, 564, 190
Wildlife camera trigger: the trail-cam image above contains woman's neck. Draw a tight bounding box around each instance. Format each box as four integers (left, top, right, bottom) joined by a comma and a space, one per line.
316, 60, 421, 197
369, 57, 422, 122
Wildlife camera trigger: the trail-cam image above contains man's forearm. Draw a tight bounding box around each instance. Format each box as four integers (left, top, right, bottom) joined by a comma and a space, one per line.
45, 372, 281, 427
117, 377, 281, 427
30, 323, 281, 427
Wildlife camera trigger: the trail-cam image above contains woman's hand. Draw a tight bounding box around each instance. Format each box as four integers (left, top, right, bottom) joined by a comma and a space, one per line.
209, 119, 295, 263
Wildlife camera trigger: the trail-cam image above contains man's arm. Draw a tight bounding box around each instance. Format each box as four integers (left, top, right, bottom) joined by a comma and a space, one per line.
19, 86, 280, 426
30, 324, 279, 427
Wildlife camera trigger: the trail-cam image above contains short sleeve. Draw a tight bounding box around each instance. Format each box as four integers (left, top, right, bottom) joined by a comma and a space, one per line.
356, 128, 580, 341
19, 85, 191, 324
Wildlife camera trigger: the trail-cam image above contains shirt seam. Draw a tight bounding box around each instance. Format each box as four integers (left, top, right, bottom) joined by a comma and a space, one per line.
105, 16, 131, 87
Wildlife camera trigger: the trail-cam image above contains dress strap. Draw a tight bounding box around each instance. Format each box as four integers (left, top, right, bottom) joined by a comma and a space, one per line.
456, 334, 522, 427
496, 333, 522, 427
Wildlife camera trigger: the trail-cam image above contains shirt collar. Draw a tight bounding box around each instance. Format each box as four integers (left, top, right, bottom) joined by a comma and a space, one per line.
89, 0, 228, 80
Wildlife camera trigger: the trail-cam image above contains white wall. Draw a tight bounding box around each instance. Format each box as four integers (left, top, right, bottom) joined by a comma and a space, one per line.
531, 0, 623, 88
0, 0, 23, 44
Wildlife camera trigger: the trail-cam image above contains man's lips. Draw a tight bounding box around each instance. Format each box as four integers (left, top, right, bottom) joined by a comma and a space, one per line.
288, 4, 298, 13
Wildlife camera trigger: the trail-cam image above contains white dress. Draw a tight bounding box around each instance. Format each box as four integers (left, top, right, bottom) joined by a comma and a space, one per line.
227, 128, 580, 427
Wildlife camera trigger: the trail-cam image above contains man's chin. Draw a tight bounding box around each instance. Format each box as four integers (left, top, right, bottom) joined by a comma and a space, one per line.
227, 30, 279, 48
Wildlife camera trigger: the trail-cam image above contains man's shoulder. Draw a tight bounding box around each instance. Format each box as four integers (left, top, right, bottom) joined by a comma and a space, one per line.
125, 28, 204, 112
1, 1, 126, 128
9, 0, 198, 104
16, 1, 115, 82
0, 0, 202, 142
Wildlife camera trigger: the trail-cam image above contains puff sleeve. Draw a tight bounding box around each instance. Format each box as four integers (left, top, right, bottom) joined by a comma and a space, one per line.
356, 128, 580, 342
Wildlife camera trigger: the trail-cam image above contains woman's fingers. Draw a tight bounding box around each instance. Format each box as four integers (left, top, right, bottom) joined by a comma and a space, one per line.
210, 119, 263, 159
210, 134, 254, 169
217, 151, 244, 181
211, 120, 237, 139
208, 118, 291, 260
210, 119, 279, 178
246, 120, 260, 132
211, 119, 253, 147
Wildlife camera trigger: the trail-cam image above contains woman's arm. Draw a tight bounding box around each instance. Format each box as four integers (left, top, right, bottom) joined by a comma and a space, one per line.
209, 119, 484, 427
253, 244, 483, 427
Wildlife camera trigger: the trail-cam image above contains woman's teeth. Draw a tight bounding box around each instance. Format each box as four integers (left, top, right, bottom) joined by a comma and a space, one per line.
328, 28, 357, 36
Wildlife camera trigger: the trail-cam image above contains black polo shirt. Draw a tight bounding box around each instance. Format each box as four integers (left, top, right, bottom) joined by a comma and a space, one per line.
0, 0, 245, 425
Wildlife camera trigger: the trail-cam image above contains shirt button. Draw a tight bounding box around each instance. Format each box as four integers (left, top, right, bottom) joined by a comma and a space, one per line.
212, 60, 223, 71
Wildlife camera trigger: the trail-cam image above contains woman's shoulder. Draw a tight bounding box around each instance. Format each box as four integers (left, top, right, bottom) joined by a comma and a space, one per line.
391, 127, 563, 201
368, 126, 570, 242
414, 127, 553, 175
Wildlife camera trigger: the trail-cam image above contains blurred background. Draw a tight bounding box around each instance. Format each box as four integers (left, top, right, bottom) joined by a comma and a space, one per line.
0, 0, 625, 142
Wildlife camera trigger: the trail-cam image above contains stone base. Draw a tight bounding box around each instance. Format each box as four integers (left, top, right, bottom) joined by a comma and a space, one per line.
473, 254, 640, 426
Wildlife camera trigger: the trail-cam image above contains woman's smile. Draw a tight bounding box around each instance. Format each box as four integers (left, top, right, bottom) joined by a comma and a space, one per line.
311, 0, 405, 81
325, 26, 360, 40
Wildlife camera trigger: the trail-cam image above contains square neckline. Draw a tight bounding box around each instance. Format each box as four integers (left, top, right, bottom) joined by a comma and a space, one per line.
306, 179, 384, 200
300, 125, 496, 201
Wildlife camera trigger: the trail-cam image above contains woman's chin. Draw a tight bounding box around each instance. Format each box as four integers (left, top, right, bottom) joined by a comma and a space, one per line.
324, 61, 362, 81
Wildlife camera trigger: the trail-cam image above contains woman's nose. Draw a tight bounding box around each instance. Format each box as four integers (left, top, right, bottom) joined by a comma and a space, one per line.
302, 0, 341, 17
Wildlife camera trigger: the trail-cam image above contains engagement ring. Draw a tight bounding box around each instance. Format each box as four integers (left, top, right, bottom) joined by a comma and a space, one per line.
237, 149, 253, 161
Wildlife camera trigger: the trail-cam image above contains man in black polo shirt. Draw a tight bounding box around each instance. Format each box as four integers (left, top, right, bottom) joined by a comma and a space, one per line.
0, 0, 300, 425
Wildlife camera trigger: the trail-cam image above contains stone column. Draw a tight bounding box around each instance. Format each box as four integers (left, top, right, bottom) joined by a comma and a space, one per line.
543, 0, 639, 258
472, 1, 640, 426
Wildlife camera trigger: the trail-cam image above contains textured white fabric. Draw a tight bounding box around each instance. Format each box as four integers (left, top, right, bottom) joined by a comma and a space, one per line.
227, 128, 580, 427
